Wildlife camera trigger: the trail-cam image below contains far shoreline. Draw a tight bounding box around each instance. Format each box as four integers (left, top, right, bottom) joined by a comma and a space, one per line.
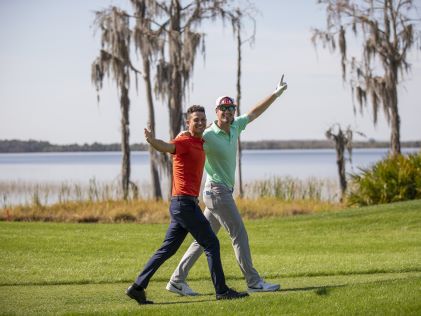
0, 139, 420, 153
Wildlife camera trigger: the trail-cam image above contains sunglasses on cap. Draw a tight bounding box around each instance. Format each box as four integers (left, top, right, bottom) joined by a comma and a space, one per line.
218, 105, 236, 112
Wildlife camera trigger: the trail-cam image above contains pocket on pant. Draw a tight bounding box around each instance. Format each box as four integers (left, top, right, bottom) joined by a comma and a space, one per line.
170, 200, 193, 216
203, 191, 216, 209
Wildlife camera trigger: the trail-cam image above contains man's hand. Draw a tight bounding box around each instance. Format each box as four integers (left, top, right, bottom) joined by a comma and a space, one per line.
247, 75, 288, 123
144, 127, 175, 153
144, 128, 154, 143
273, 74, 287, 97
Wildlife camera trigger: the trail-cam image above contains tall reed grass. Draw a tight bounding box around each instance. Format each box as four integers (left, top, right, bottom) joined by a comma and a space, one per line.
244, 176, 339, 201
0, 177, 342, 223
0, 179, 153, 207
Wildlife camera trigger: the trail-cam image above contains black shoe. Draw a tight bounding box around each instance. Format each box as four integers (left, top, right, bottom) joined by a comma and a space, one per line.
126, 284, 154, 305
216, 288, 249, 300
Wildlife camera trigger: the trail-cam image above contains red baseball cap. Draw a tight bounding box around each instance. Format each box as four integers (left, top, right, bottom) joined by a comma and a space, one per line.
215, 96, 236, 109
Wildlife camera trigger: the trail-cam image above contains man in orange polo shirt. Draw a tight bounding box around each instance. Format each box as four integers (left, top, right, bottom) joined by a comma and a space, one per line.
126, 105, 248, 305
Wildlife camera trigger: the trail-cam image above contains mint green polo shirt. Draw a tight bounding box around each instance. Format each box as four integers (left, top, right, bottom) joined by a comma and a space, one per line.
203, 114, 249, 188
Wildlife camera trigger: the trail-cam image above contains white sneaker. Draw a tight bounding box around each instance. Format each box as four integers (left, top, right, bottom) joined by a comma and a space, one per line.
166, 281, 199, 296
248, 280, 280, 293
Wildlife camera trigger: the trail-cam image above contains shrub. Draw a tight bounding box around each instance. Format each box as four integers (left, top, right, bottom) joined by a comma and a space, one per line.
347, 152, 421, 206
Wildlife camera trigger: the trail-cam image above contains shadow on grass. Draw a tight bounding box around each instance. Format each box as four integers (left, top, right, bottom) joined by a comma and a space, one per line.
281, 284, 345, 296
148, 285, 343, 305
151, 298, 215, 305
2, 273, 418, 291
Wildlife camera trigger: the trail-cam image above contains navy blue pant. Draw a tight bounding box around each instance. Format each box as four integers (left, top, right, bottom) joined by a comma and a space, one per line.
135, 196, 229, 294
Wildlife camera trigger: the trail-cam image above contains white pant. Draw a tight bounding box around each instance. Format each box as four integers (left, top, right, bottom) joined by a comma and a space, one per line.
170, 182, 261, 287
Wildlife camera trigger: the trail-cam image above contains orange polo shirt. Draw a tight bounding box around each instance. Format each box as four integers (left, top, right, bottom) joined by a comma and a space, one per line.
171, 134, 205, 196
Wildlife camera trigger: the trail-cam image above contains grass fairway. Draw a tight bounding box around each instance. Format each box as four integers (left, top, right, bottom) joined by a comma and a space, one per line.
1, 200, 420, 315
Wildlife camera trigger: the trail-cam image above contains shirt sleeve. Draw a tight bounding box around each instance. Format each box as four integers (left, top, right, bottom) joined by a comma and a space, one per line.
235, 114, 250, 133
171, 136, 188, 155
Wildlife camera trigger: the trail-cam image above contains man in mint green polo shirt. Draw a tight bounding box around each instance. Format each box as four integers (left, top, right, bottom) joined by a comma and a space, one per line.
203, 114, 248, 188
166, 76, 288, 296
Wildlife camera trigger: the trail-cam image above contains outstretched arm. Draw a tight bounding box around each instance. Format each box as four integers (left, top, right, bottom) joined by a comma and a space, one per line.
247, 75, 288, 123
144, 128, 175, 154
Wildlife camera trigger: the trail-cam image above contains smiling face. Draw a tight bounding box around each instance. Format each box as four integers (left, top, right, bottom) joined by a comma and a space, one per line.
216, 104, 236, 125
186, 111, 207, 137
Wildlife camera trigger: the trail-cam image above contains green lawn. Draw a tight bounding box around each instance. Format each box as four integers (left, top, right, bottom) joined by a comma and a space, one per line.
1, 200, 420, 315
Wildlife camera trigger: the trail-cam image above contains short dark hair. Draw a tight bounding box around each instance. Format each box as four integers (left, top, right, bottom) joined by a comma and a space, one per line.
186, 105, 205, 119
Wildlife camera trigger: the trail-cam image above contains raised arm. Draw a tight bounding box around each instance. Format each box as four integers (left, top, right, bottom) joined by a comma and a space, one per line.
144, 128, 175, 154
247, 75, 288, 123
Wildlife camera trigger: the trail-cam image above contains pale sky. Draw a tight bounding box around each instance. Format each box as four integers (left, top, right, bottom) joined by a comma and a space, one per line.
0, 0, 420, 145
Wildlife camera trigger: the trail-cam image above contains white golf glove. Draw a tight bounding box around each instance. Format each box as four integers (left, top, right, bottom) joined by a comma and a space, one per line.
273, 74, 287, 97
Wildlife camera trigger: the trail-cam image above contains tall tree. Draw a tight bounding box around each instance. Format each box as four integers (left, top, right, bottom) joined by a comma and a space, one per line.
93, 1, 254, 198
91, 7, 138, 200
230, 7, 256, 198
312, 0, 421, 156
92, 2, 167, 200
131, 0, 165, 199
132, 0, 239, 193
153, 0, 232, 140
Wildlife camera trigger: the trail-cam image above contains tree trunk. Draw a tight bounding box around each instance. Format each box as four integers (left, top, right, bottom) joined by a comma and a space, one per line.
334, 131, 347, 202
120, 77, 130, 200
168, 0, 183, 140
389, 103, 401, 157
163, 0, 184, 195
143, 56, 162, 200
235, 22, 244, 198
336, 147, 347, 202
388, 70, 401, 157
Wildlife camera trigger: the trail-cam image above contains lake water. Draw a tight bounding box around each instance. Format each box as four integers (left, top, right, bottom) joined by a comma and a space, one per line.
1, 148, 419, 205
1, 148, 419, 185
